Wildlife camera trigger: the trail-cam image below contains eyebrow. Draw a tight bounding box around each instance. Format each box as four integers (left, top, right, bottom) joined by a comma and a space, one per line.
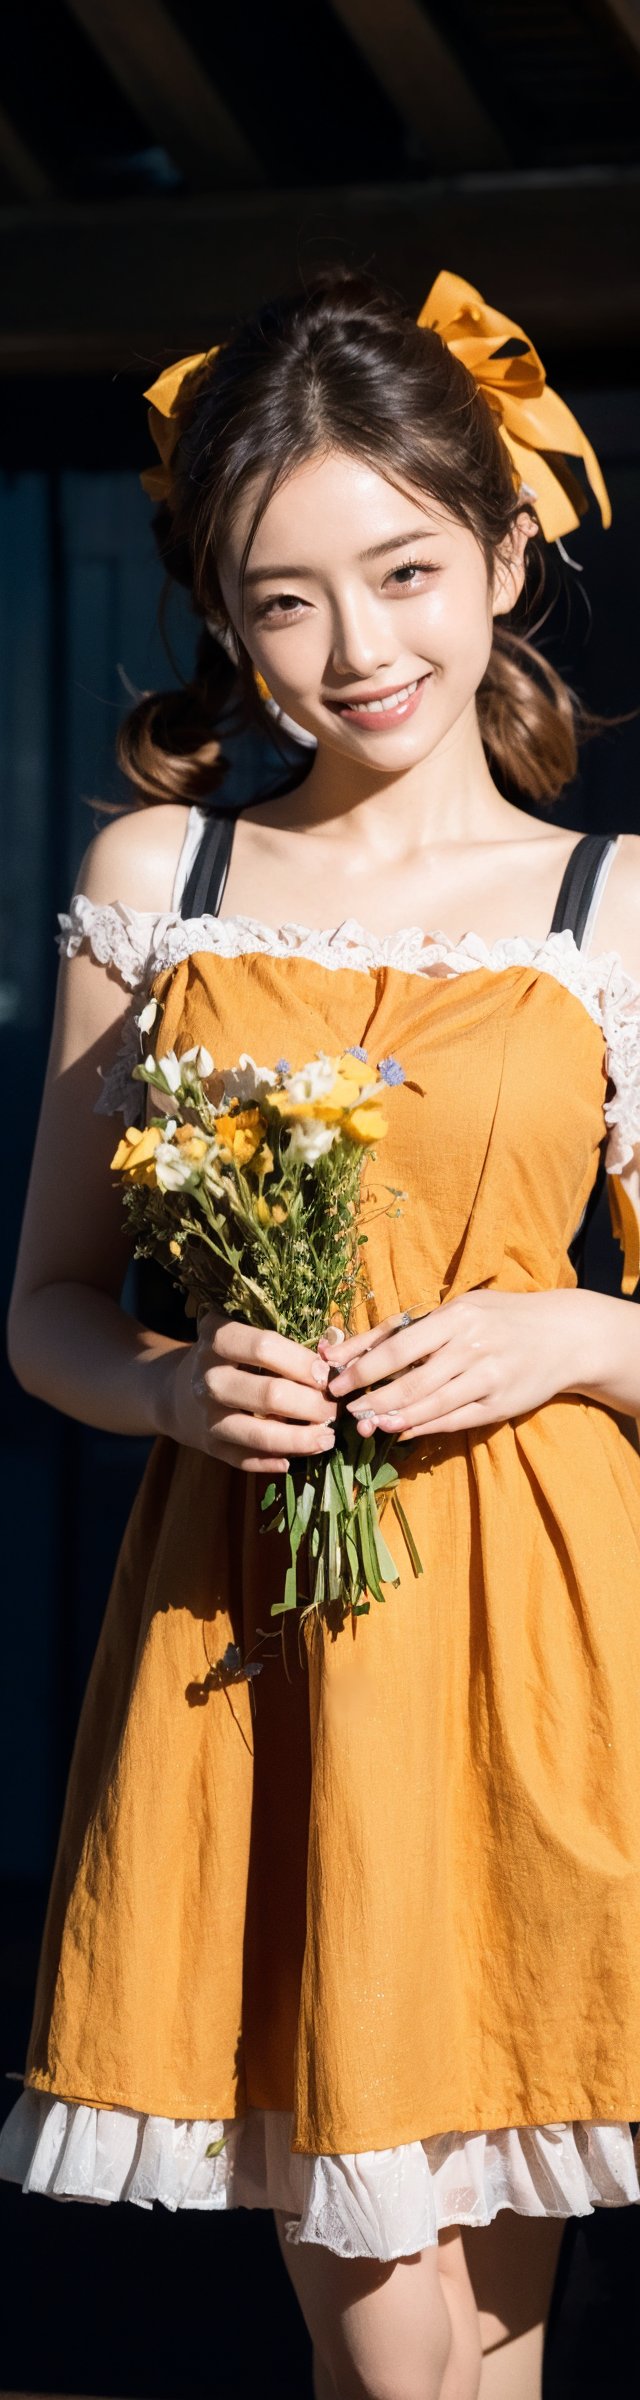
244, 528, 444, 586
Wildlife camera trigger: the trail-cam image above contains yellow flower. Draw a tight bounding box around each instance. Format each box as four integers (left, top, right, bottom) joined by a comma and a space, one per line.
169, 1238, 181, 1256
215, 1107, 268, 1166
110, 1123, 163, 1184
269, 1091, 346, 1126
271, 1058, 381, 1127
337, 1053, 377, 1088
255, 1195, 288, 1226
172, 1126, 209, 1161
251, 1141, 274, 1178
343, 1104, 388, 1145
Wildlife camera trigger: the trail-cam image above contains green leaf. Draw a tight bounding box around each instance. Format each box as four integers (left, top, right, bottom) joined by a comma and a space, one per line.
272, 1554, 299, 1615
284, 1555, 299, 1608
391, 1491, 424, 1577
345, 1523, 360, 1584
371, 1516, 401, 1586
298, 1478, 316, 1534
371, 1461, 398, 1491
356, 1490, 386, 1605
261, 1481, 277, 1510
339, 1457, 354, 1509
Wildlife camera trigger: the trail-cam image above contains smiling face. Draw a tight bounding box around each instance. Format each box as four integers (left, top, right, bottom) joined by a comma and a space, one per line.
217, 449, 534, 775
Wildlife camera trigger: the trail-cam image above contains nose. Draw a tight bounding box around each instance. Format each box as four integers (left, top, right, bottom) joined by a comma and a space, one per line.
328, 587, 396, 683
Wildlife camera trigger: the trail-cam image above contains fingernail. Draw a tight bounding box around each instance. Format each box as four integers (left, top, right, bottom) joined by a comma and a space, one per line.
311, 1359, 329, 1385
319, 1428, 335, 1447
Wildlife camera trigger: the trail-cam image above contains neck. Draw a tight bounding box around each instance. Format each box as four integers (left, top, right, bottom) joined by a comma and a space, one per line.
285, 702, 515, 860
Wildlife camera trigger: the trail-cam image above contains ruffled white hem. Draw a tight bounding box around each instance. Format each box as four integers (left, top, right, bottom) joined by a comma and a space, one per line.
1, 2090, 639, 2258
55, 888, 640, 1179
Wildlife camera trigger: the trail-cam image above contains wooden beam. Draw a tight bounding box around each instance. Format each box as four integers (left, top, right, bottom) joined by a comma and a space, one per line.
64, 0, 263, 189
600, 0, 640, 62
0, 102, 53, 200
0, 170, 637, 375
328, 0, 509, 170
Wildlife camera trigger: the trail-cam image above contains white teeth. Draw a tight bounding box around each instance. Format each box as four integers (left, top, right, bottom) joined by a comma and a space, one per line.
342, 678, 420, 715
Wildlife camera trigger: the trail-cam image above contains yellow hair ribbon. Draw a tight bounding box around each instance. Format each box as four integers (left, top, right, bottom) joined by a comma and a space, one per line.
140, 347, 220, 501
140, 270, 611, 545
417, 269, 611, 543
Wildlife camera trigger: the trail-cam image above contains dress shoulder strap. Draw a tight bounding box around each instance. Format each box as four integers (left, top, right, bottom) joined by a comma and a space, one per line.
547, 830, 616, 949
178, 810, 235, 921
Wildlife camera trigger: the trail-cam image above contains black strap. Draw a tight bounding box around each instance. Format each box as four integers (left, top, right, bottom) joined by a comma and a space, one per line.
547, 831, 615, 948
179, 810, 236, 921
553, 832, 617, 1280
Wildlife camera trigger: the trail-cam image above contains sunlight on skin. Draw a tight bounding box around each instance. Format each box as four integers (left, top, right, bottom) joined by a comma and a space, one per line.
303, 2216, 564, 2400
216, 448, 537, 865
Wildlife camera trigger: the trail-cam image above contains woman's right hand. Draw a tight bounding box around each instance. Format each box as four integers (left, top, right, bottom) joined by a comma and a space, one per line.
158, 1306, 338, 1472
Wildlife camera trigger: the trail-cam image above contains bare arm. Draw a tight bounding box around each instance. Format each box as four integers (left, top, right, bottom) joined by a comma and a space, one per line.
7, 805, 194, 1434
7, 803, 336, 1469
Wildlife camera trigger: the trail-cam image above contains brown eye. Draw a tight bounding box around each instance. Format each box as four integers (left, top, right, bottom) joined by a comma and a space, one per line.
388, 559, 436, 588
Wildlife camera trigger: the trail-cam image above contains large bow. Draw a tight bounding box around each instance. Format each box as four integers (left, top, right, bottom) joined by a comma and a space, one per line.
418, 269, 611, 542
141, 271, 611, 544
140, 348, 220, 501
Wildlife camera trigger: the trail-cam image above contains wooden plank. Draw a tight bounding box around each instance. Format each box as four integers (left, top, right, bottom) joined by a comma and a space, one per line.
329, 0, 508, 168
0, 170, 637, 374
600, 0, 640, 62
65, 0, 263, 188
0, 101, 52, 200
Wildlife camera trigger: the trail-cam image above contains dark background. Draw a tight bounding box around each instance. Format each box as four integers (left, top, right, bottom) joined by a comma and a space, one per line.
1, 4, 640, 2394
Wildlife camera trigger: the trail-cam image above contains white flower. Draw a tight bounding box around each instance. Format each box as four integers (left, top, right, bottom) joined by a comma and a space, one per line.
221, 1053, 279, 1105
146, 1049, 182, 1094
180, 1043, 214, 1079
135, 998, 160, 1036
283, 1054, 335, 1104
154, 1143, 201, 1192
286, 1119, 338, 1164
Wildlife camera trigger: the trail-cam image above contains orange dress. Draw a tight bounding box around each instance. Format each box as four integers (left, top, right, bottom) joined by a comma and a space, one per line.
1, 815, 640, 2255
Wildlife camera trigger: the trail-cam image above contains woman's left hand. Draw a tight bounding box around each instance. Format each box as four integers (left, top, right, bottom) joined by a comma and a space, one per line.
318, 1289, 597, 1439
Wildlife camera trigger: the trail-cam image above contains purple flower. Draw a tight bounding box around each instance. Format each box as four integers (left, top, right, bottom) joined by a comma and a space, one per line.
378, 1054, 405, 1086
346, 1044, 368, 1061
275, 1058, 290, 1074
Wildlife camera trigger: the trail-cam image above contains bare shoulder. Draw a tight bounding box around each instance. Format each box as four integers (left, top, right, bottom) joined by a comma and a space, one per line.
592, 832, 640, 981
74, 801, 194, 915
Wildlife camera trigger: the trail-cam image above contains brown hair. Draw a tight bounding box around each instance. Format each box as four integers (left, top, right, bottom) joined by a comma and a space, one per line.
118, 265, 609, 809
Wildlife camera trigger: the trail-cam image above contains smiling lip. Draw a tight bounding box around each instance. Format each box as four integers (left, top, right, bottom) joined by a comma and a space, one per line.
328, 673, 431, 729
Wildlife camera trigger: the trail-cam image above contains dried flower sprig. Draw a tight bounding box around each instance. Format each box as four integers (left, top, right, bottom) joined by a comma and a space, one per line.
110, 1032, 422, 1621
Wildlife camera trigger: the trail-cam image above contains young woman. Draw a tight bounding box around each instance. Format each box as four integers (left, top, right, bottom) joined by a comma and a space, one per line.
2, 266, 640, 2400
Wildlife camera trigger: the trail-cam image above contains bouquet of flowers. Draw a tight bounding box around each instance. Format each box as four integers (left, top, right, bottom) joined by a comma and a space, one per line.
110, 1006, 422, 1624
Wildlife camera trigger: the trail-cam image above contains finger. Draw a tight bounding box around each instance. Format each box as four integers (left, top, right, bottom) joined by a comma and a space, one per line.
391, 1370, 492, 1434
345, 1346, 470, 1423
199, 1363, 337, 1424
207, 1407, 336, 1459
317, 1307, 428, 1370
209, 1435, 292, 1473
396, 1399, 496, 1438
204, 1318, 333, 1391
327, 1311, 450, 1396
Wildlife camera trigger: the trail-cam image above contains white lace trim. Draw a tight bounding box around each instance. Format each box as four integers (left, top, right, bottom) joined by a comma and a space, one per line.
1, 2089, 639, 2255
55, 892, 640, 1168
